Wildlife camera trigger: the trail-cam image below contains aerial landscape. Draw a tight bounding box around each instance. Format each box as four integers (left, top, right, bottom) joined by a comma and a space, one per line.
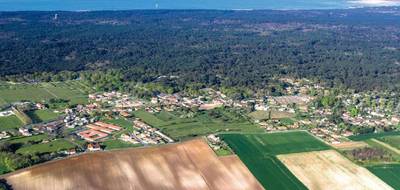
0, 0, 400, 190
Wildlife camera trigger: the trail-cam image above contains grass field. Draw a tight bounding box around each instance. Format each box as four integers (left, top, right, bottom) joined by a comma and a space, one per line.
248, 110, 295, 120
0, 115, 24, 130
26, 110, 60, 123
134, 110, 264, 140
101, 139, 141, 150
348, 131, 400, 141
378, 135, 400, 150
5, 134, 48, 145
16, 139, 75, 155
0, 81, 88, 107
367, 164, 400, 190
221, 131, 330, 190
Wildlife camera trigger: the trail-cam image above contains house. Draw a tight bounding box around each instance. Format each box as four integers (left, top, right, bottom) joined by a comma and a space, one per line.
64, 148, 77, 155
87, 143, 101, 151
19, 128, 32, 136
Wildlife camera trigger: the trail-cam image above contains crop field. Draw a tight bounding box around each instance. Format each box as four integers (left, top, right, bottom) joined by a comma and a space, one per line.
220, 131, 330, 190
4, 134, 49, 144
101, 139, 141, 150
348, 131, 400, 141
3, 139, 264, 190
278, 150, 393, 190
0, 81, 88, 107
331, 141, 369, 150
378, 135, 400, 150
16, 139, 75, 155
367, 164, 400, 189
26, 110, 60, 123
0, 115, 23, 130
134, 110, 264, 140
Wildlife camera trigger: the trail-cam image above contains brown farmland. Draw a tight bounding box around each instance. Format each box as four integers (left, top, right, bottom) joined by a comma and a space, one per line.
2, 139, 263, 190
278, 150, 393, 190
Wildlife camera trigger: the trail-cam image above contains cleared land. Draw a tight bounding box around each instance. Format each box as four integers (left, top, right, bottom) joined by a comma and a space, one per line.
0, 82, 87, 107
134, 110, 263, 140
332, 141, 369, 150
348, 131, 400, 141
221, 131, 330, 190
26, 110, 60, 123
2, 139, 264, 190
0, 115, 24, 130
278, 150, 393, 190
367, 164, 400, 190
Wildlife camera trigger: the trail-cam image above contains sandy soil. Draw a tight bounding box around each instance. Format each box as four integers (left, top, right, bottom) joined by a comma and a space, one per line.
2, 139, 263, 190
331, 141, 369, 150
278, 150, 394, 190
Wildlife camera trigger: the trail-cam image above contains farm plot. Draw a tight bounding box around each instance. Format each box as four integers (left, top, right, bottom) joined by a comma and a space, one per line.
0, 82, 87, 105
0, 115, 24, 130
221, 131, 330, 190
348, 131, 400, 141
134, 110, 263, 140
26, 110, 60, 123
277, 150, 393, 190
367, 164, 400, 190
378, 135, 400, 150
3, 139, 263, 190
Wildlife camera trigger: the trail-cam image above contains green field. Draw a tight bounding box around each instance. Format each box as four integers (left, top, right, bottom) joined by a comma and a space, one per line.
348, 131, 400, 141
16, 139, 75, 155
378, 135, 400, 150
221, 131, 330, 190
367, 164, 400, 189
5, 134, 49, 144
102, 139, 141, 150
0, 115, 24, 130
0, 81, 88, 107
26, 110, 60, 123
134, 110, 264, 140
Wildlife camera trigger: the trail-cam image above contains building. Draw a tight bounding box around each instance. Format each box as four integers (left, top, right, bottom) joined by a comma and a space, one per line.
87, 143, 101, 151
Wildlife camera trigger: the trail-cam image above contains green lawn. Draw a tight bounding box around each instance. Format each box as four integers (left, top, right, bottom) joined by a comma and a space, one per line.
214, 148, 232, 156
0, 115, 24, 130
16, 139, 75, 155
367, 164, 400, 190
220, 131, 330, 190
348, 131, 400, 141
5, 134, 48, 144
0, 82, 87, 106
26, 110, 60, 123
378, 135, 400, 150
102, 139, 141, 150
134, 110, 264, 140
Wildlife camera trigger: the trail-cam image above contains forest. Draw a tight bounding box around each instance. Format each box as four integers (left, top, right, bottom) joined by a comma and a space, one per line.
0, 7, 400, 93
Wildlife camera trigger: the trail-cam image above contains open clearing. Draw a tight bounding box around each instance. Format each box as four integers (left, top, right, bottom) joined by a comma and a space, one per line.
278, 150, 393, 190
221, 131, 330, 190
134, 110, 263, 140
367, 164, 400, 190
0, 82, 88, 106
0, 115, 24, 130
2, 139, 263, 190
332, 141, 369, 150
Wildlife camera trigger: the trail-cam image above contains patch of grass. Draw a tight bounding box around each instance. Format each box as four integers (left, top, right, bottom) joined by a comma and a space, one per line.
378, 135, 400, 150
248, 110, 269, 120
0, 115, 24, 130
16, 139, 75, 155
134, 110, 264, 140
26, 110, 60, 123
214, 148, 232, 156
221, 131, 330, 190
102, 139, 141, 150
5, 134, 48, 144
279, 118, 295, 126
348, 131, 400, 141
367, 164, 400, 190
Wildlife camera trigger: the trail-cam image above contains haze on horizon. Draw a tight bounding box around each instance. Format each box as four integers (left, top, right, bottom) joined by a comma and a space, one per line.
0, 0, 400, 11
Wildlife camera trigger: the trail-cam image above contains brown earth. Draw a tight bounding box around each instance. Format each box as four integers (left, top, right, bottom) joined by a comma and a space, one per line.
331, 141, 369, 150
278, 150, 393, 190
2, 139, 263, 190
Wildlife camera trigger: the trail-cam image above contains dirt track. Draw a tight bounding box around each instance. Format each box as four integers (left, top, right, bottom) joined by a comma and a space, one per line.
331, 141, 369, 150
278, 150, 393, 190
3, 139, 263, 190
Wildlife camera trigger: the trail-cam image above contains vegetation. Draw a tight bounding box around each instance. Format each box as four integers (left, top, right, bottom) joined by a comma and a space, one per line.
378, 135, 400, 150
26, 110, 60, 123
0, 115, 24, 130
101, 140, 141, 150
221, 131, 330, 190
134, 108, 263, 140
367, 164, 400, 190
349, 131, 400, 141
1, 8, 400, 95
16, 139, 75, 155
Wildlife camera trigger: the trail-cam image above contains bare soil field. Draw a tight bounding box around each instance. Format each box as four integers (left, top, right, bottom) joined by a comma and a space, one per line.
332, 141, 369, 150
277, 150, 394, 190
2, 139, 263, 190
